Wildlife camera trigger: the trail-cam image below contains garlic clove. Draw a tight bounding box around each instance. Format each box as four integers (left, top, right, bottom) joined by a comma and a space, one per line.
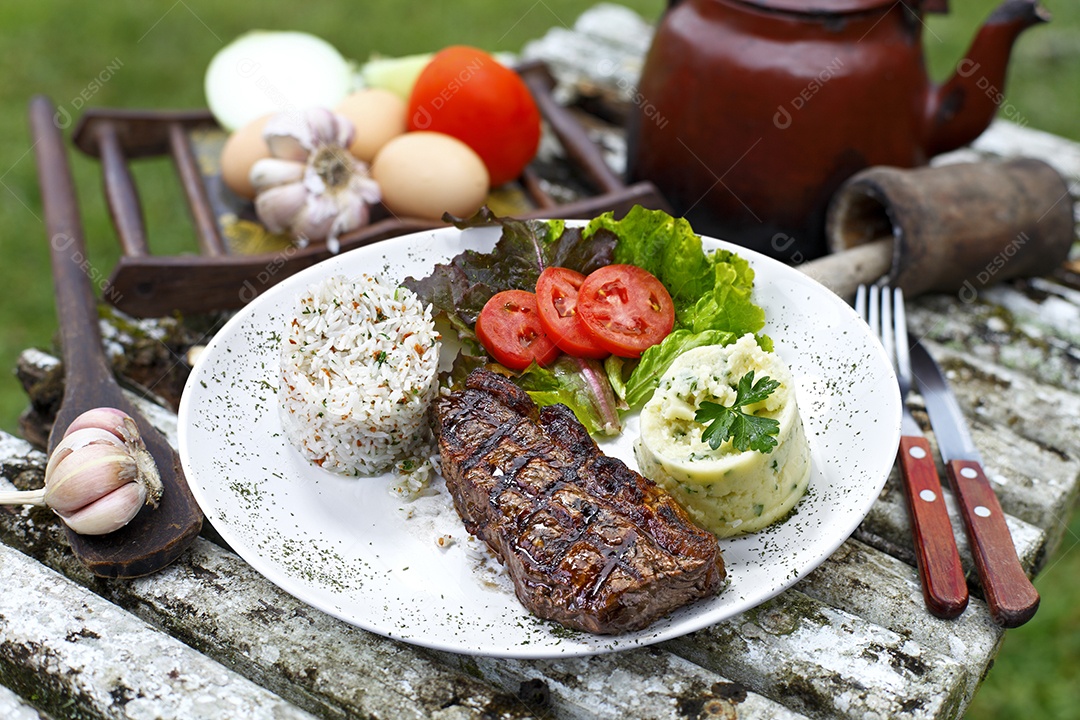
305, 106, 339, 147
56, 482, 147, 536
328, 191, 369, 242
64, 407, 129, 440
333, 113, 356, 149
295, 193, 338, 241
349, 172, 382, 205
263, 112, 311, 161
2, 407, 166, 535
254, 182, 308, 233
265, 133, 308, 163
250, 158, 305, 192
44, 444, 137, 515
45, 427, 126, 480
60, 427, 126, 450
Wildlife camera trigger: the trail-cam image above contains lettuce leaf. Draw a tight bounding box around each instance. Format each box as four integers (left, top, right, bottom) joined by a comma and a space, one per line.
443, 352, 624, 436
584, 206, 765, 336
402, 208, 616, 328
681, 249, 765, 335
584, 206, 769, 407
518, 356, 626, 436
587, 206, 713, 305
608, 329, 737, 408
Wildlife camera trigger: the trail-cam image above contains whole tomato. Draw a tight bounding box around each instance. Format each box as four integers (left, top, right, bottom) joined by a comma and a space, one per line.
407, 46, 541, 187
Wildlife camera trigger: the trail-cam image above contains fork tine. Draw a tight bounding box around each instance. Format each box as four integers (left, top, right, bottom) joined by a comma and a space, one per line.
893, 287, 911, 382
867, 285, 881, 357
880, 286, 895, 370
855, 284, 868, 320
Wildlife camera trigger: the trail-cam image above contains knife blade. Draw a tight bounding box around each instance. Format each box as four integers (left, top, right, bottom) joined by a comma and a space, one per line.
909, 341, 1040, 628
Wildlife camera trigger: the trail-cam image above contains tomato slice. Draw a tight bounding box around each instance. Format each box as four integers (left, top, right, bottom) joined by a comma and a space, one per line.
534, 267, 609, 359
577, 264, 675, 358
475, 289, 560, 370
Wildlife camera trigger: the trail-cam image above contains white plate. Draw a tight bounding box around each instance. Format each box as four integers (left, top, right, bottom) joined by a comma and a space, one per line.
178, 223, 901, 658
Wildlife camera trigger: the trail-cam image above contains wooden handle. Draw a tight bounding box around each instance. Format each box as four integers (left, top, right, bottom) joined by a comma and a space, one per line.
897, 436, 969, 618
945, 458, 1040, 627
31, 97, 120, 423
518, 61, 625, 195
30, 95, 203, 578
798, 238, 893, 301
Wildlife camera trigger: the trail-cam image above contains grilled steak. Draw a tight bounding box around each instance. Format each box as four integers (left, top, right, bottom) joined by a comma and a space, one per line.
432, 369, 725, 634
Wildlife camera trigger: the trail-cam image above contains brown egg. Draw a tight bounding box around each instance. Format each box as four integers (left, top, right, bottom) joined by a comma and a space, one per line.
372, 132, 489, 221
220, 114, 273, 200
335, 89, 407, 163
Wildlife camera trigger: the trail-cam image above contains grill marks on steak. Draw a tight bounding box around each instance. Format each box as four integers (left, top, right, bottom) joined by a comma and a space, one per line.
433, 369, 725, 634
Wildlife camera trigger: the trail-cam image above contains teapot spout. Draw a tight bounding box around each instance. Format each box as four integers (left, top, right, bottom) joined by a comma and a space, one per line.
925, 0, 1049, 156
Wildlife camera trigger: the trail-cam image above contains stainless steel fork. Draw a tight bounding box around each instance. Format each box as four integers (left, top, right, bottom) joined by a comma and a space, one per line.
856, 284, 969, 619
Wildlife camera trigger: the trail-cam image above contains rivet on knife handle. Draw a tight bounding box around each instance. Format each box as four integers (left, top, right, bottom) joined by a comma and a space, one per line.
897, 436, 969, 618
945, 459, 1040, 628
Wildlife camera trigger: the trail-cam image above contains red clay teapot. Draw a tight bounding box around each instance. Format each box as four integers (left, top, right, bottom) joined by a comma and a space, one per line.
626, 0, 1048, 261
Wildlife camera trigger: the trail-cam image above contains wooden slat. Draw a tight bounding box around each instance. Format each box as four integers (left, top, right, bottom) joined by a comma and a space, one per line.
168, 122, 228, 256
0, 684, 50, 720
432, 647, 811, 720
662, 590, 970, 720
97, 121, 149, 258
796, 539, 1002, 702
0, 542, 318, 720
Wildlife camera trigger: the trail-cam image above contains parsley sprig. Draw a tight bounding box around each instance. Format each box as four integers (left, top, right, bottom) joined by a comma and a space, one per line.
694, 371, 781, 454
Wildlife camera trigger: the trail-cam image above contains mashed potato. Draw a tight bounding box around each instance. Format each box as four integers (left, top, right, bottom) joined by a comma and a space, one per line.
634, 334, 810, 537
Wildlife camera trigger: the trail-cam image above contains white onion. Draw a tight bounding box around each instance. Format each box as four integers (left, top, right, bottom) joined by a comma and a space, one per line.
205, 31, 353, 131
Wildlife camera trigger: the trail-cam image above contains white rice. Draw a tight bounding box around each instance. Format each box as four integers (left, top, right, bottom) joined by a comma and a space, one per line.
279, 273, 441, 476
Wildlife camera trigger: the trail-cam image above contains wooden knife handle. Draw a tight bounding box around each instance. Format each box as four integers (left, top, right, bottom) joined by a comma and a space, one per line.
946, 459, 1040, 628
897, 437, 969, 618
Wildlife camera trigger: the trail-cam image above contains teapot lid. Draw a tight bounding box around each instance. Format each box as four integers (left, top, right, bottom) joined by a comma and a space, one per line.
732, 0, 898, 14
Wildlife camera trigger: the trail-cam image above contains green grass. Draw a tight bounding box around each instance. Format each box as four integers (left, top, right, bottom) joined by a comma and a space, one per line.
0, 1, 1077, 717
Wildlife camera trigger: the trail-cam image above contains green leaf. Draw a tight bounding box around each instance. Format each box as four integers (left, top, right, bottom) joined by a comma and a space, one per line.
694, 371, 782, 454
518, 356, 626, 436
736, 370, 781, 407
618, 329, 737, 408
586, 206, 713, 305
679, 249, 765, 336
583, 207, 770, 407
402, 208, 616, 329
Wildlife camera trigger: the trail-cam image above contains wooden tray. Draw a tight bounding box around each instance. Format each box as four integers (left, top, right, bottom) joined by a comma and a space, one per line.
68, 61, 669, 318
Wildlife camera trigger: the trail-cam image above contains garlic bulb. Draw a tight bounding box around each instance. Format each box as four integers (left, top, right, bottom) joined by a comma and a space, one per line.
250, 107, 381, 251
0, 407, 164, 535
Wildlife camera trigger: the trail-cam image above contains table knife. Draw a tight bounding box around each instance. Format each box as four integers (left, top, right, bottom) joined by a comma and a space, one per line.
910, 341, 1040, 628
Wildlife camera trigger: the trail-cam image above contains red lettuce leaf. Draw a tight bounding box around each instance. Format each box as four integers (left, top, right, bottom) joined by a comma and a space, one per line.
401, 209, 616, 328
